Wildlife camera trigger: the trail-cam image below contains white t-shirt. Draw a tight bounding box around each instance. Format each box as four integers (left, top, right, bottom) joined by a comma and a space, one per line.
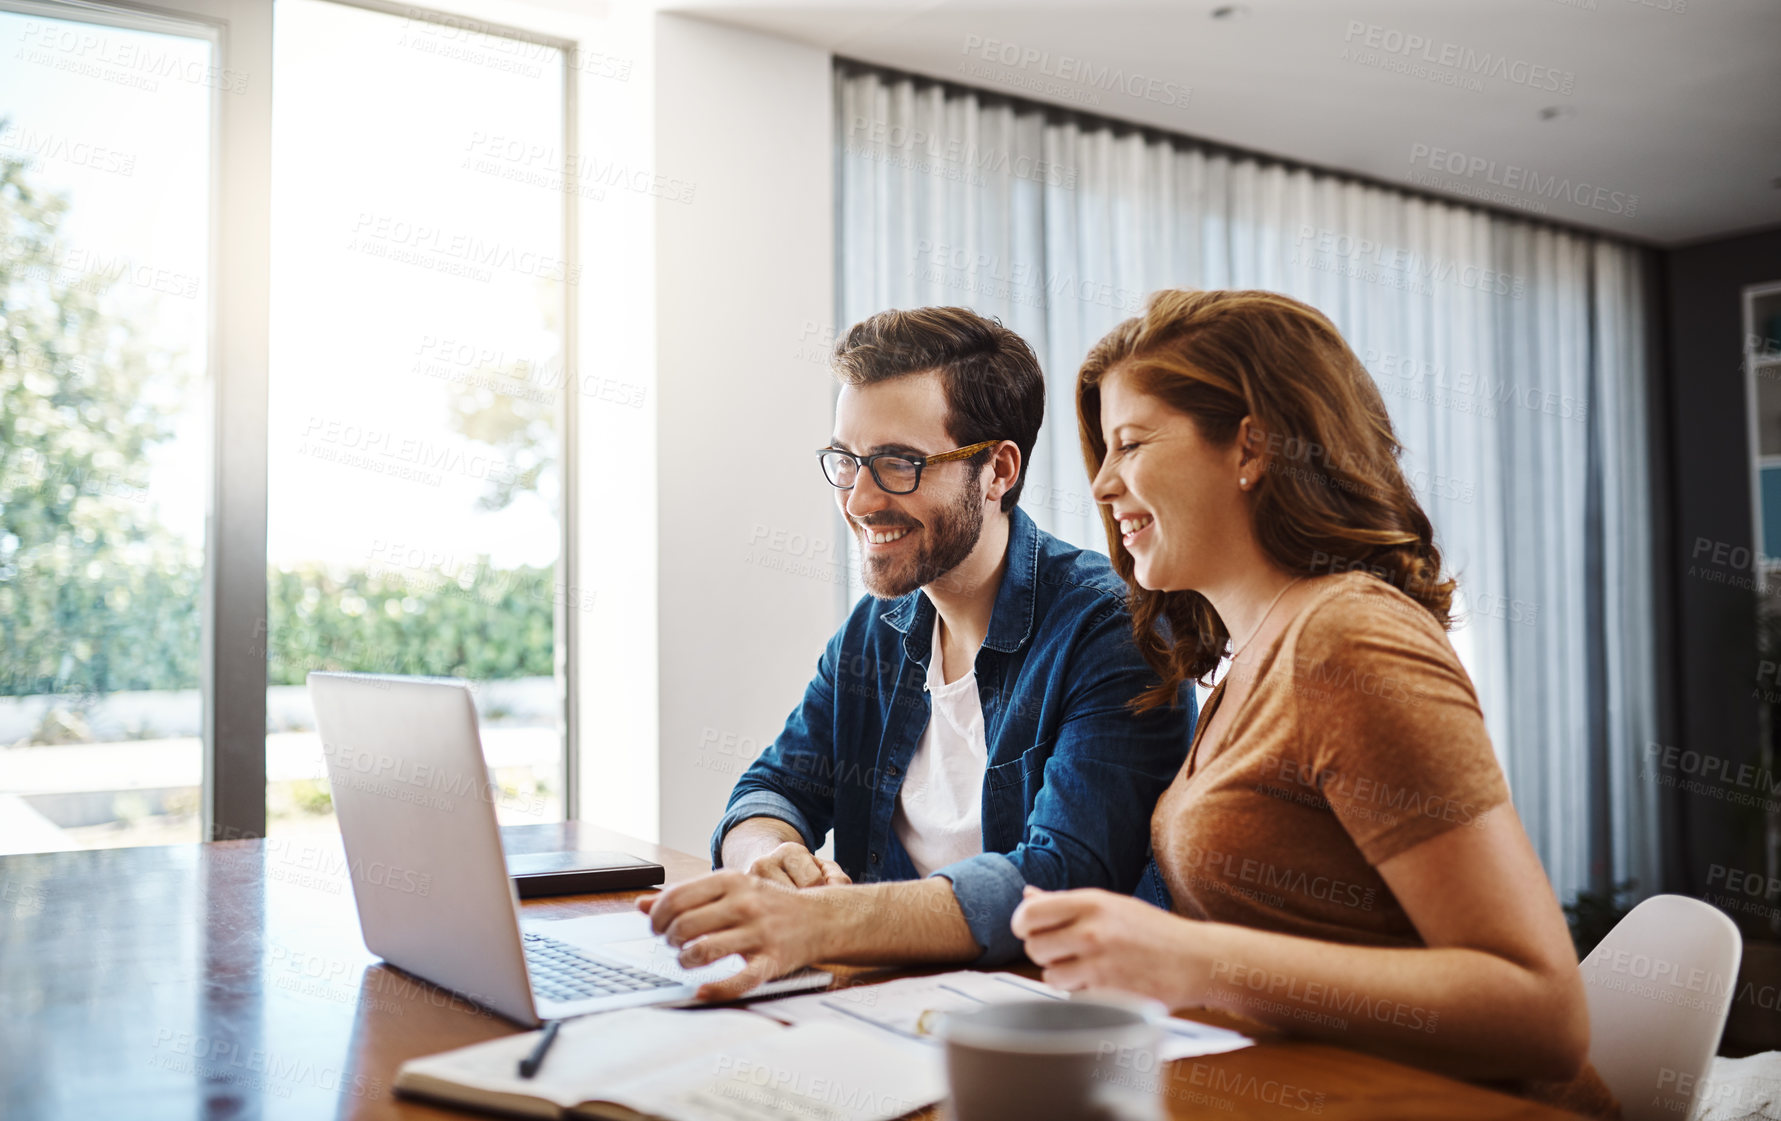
892, 611, 988, 877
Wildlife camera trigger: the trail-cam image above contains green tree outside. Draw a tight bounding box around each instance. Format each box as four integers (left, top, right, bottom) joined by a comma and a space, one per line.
0, 124, 200, 698
1, 133, 556, 706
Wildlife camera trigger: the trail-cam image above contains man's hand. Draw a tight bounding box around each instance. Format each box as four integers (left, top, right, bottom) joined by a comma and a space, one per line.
746, 842, 852, 888
719, 817, 851, 887
638, 871, 830, 1001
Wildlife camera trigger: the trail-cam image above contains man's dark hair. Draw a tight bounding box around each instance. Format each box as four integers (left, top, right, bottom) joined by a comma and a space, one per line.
829, 307, 1045, 513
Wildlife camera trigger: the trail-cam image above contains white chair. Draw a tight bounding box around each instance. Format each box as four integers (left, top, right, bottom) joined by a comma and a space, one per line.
1579, 894, 1742, 1121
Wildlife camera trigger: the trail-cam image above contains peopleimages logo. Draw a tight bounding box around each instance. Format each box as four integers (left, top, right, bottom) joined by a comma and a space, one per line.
1293, 226, 1526, 299
960, 34, 1191, 108
1408, 144, 1638, 217
1342, 21, 1575, 94
0, 123, 136, 176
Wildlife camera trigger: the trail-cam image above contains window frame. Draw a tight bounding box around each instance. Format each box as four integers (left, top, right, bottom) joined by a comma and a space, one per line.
4, 0, 582, 841
0, 0, 268, 841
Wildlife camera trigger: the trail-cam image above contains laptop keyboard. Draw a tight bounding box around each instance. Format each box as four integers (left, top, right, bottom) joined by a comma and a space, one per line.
522, 931, 681, 1003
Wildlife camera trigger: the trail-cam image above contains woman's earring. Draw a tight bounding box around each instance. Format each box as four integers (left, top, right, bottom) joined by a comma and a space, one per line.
1239, 477, 1248, 488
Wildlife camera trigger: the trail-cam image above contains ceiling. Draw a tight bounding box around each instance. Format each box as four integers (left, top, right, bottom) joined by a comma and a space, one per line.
662, 0, 1781, 247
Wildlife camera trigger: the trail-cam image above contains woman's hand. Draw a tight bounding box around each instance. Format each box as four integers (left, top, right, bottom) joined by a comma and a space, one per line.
1011, 885, 1210, 1010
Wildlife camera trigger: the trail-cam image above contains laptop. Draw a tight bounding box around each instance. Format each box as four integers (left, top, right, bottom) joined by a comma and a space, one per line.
307, 671, 829, 1026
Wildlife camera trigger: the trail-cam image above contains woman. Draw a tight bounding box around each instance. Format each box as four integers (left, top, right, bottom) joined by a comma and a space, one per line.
1010, 289, 1616, 1117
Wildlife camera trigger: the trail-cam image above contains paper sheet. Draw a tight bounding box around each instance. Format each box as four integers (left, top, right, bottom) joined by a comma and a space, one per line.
752, 970, 1253, 1059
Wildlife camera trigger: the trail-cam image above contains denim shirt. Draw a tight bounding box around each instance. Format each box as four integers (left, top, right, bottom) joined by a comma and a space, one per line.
710, 506, 1196, 964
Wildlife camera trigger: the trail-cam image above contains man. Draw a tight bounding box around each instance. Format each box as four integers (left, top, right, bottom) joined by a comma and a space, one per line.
642, 307, 1194, 999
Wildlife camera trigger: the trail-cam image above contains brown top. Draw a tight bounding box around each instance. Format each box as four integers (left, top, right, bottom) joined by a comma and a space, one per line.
1151, 571, 1619, 1119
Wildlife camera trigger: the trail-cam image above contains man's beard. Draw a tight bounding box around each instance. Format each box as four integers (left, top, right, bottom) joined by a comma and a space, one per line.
857, 479, 985, 599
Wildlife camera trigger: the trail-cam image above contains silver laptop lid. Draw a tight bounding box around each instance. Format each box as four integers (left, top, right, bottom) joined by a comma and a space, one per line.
308, 672, 537, 1025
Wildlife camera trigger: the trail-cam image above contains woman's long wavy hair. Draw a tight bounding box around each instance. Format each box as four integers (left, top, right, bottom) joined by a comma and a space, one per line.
1078, 289, 1456, 712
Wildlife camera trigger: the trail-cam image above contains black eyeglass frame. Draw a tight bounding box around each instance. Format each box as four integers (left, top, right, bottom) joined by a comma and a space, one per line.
815, 440, 1002, 494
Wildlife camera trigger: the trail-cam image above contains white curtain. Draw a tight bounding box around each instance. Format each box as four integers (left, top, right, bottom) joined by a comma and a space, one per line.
835, 63, 1660, 907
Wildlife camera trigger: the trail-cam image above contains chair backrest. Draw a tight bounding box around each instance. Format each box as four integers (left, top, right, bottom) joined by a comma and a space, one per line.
1579, 894, 1742, 1121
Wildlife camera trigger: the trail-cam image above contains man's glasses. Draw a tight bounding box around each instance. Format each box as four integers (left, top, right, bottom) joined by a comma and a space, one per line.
816, 441, 1001, 495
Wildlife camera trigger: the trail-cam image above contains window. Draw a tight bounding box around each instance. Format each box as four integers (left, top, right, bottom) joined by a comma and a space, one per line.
0, 0, 579, 852
266, 0, 575, 837
0, 3, 218, 851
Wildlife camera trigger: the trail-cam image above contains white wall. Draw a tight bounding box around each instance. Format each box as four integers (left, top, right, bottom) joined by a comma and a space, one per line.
571, 0, 666, 845
650, 14, 839, 857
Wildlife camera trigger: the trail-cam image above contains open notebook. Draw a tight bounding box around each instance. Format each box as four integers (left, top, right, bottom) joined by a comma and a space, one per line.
394, 1005, 945, 1121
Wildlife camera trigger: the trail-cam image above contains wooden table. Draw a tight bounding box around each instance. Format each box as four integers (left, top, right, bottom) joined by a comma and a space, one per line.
0, 824, 1581, 1119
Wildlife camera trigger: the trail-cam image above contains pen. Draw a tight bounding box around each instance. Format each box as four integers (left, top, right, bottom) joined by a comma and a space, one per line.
517, 1019, 561, 1079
